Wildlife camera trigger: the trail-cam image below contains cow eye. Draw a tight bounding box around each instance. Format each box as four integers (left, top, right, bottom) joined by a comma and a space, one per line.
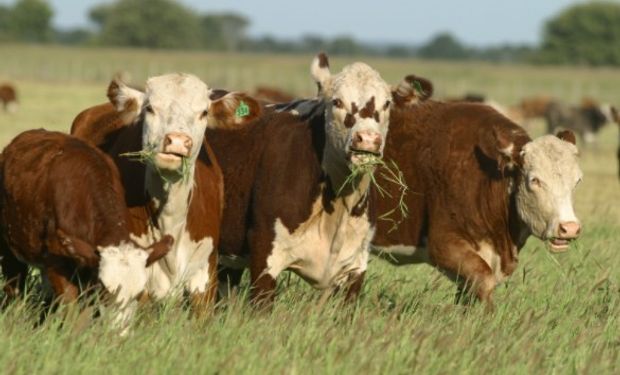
383, 100, 391, 110
332, 98, 343, 108
529, 176, 541, 188
200, 109, 209, 119
145, 104, 154, 114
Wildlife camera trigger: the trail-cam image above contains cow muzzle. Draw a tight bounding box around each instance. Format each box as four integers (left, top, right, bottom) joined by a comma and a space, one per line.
548, 221, 581, 252
348, 130, 383, 164
155, 132, 193, 170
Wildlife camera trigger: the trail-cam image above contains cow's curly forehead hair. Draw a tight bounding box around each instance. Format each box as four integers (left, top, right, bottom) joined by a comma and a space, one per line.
522, 135, 580, 169
144, 73, 210, 111
327, 63, 389, 98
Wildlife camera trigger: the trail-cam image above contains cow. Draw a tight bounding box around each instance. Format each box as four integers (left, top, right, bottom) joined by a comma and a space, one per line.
371, 76, 583, 309
0, 83, 18, 113
70, 73, 253, 314
545, 99, 612, 144
208, 53, 402, 305
0, 129, 173, 323
252, 86, 296, 104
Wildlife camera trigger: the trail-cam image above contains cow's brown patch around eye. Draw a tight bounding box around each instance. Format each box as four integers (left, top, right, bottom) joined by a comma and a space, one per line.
383, 100, 391, 110
373, 111, 379, 122
351, 102, 358, 115
344, 113, 356, 128
359, 97, 376, 119
145, 104, 154, 114
332, 98, 344, 108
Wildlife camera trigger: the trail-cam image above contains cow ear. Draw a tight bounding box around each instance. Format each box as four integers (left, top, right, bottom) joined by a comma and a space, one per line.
56, 229, 100, 268
311, 52, 332, 96
392, 75, 434, 107
144, 235, 174, 267
107, 75, 145, 124
480, 125, 530, 171
556, 130, 576, 145
207, 92, 262, 129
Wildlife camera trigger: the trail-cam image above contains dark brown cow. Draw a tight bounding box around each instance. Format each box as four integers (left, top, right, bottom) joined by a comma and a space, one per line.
371, 77, 583, 308
0, 130, 172, 321
70, 73, 252, 313
545, 99, 611, 144
0, 84, 18, 112
211, 54, 398, 304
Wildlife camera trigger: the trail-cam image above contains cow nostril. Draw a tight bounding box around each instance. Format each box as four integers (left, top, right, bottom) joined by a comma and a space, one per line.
164, 136, 172, 147
184, 139, 192, 150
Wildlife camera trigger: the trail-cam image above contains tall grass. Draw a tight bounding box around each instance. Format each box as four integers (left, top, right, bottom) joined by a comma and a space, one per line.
0, 45, 618, 374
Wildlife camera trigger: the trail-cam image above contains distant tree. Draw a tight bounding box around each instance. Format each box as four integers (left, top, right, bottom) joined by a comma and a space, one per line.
89, 0, 202, 49
54, 28, 95, 45
201, 13, 249, 51
327, 35, 362, 55
300, 34, 327, 53
0, 5, 10, 41
5, 0, 53, 42
537, 2, 620, 66
417, 32, 471, 60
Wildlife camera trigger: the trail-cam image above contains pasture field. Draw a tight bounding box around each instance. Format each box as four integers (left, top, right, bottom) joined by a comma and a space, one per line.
0, 44, 619, 374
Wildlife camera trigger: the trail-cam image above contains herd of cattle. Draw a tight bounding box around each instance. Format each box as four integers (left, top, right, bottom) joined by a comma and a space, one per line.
0, 53, 617, 328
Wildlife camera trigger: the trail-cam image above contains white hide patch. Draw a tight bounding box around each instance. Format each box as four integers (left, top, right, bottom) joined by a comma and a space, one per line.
265, 195, 372, 290
476, 241, 508, 284
98, 242, 149, 306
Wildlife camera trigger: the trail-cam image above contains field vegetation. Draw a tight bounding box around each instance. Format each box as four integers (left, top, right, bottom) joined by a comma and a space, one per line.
0, 45, 618, 374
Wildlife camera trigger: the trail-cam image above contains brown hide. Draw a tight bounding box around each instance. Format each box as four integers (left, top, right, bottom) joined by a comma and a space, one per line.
0, 130, 131, 299
373, 101, 532, 291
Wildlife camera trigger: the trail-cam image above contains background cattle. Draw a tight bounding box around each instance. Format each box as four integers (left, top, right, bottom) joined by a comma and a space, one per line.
252, 85, 296, 104
0, 84, 18, 113
373, 79, 582, 308
210, 53, 396, 304
71, 73, 255, 314
0, 130, 172, 323
544, 98, 612, 144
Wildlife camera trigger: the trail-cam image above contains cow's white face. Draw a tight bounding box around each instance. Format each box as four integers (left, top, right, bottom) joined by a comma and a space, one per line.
515, 135, 582, 252
98, 243, 150, 307
141, 74, 211, 172
108, 73, 211, 176
312, 54, 391, 165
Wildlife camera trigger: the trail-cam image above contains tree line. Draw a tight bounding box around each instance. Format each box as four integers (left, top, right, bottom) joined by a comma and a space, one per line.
1, 0, 620, 66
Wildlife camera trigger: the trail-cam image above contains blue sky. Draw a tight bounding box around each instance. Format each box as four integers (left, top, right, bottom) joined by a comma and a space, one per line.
1, 0, 587, 46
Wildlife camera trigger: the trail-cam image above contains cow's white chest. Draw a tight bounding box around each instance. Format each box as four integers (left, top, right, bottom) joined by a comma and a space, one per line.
265, 197, 372, 289
131, 228, 214, 299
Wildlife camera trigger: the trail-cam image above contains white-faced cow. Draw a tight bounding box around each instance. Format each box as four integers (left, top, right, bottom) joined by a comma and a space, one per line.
0, 130, 172, 323
209, 53, 393, 304
372, 76, 583, 308
71, 73, 255, 313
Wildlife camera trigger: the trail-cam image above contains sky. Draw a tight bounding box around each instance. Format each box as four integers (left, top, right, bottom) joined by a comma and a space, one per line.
0, 0, 589, 46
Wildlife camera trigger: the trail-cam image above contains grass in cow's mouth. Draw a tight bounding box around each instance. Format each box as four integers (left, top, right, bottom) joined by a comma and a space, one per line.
338, 154, 409, 232
119, 146, 191, 184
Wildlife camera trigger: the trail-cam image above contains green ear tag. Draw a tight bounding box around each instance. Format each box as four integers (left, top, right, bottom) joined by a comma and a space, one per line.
412, 80, 425, 97
235, 100, 250, 118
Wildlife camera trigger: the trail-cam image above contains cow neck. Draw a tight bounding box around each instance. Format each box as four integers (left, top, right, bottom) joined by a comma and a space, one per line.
144, 164, 195, 236
508, 174, 531, 251
321, 141, 372, 214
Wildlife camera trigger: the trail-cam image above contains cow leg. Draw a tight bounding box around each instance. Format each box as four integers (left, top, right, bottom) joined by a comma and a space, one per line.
430, 238, 496, 309
45, 263, 79, 304
217, 267, 244, 298
344, 271, 366, 302
187, 251, 218, 318
0, 244, 28, 303
248, 228, 279, 307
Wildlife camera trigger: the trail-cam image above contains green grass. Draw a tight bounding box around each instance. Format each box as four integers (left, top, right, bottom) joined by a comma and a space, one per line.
0, 45, 619, 374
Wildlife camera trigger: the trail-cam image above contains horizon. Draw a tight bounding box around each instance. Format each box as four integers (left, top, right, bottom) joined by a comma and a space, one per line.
0, 0, 586, 47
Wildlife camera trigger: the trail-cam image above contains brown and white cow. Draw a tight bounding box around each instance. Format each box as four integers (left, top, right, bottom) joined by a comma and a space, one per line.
0, 83, 18, 113
372, 77, 583, 308
209, 53, 394, 304
71, 73, 252, 313
0, 129, 172, 322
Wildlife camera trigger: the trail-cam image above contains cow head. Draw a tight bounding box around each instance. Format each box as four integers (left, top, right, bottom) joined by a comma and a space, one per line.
311, 53, 391, 166
110, 73, 210, 178
492, 129, 583, 252
391, 75, 434, 107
